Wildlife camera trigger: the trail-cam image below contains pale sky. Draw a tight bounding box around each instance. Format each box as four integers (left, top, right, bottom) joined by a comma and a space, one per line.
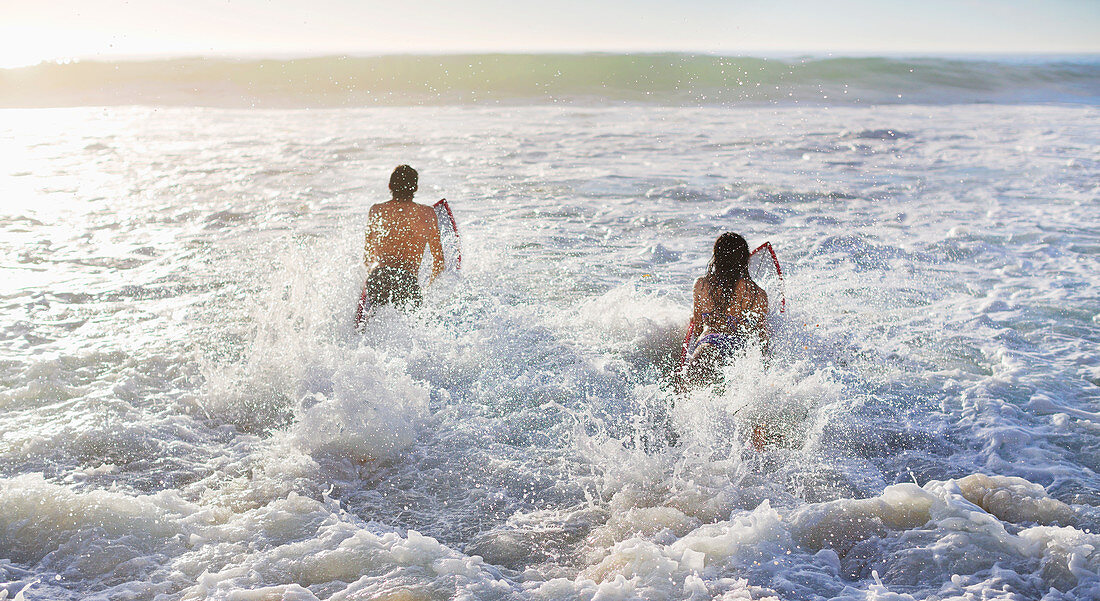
1, 0, 1098, 68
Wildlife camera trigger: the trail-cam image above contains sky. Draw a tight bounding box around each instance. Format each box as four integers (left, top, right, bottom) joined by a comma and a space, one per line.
1, 0, 1098, 68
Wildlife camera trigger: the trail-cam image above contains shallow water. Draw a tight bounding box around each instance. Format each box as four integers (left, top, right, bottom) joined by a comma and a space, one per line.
1, 103, 1099, 600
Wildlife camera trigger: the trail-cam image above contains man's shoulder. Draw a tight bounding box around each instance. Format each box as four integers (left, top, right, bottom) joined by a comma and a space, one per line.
416, 201, 439, 219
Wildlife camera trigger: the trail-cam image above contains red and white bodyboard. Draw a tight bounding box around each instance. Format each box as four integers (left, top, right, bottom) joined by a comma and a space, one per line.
433, 199, 462, 271
748, 241, 785, 316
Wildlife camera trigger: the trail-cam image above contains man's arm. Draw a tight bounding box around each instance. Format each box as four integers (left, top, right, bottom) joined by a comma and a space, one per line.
425, 205, 445, 284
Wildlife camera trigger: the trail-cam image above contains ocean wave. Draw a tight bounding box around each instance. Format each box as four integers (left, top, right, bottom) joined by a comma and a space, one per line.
2, 53, 1098, 108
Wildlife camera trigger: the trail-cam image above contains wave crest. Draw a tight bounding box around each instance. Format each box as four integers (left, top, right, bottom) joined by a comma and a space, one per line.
3, 54, 1098, 107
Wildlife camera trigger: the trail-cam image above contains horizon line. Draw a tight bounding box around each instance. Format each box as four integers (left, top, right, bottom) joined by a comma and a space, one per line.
6, 49, 1100, 70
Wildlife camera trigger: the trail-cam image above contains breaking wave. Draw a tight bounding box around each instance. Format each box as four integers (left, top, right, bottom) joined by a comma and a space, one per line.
2, 53, 1098, 108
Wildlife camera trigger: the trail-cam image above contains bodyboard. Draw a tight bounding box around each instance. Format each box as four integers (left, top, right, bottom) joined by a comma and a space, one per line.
678, 241, 786, 368
747, 242, 785, 316
433, 199, 462, 271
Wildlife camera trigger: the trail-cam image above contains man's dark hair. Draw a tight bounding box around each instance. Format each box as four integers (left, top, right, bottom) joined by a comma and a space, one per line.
389, 165, 418, 198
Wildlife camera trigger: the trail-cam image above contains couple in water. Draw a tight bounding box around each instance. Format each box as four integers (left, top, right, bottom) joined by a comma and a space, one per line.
362, 165, 769, 384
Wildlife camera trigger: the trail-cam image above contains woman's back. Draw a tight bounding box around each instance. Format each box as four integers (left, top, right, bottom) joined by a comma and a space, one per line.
683, 232, 770, 389
693, 275, 769, 340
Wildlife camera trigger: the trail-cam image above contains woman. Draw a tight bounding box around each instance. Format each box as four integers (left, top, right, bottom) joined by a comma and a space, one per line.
684, 232, 769, 384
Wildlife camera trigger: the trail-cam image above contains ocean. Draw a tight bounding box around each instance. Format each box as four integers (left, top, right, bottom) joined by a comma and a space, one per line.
1, 54, 1099, 600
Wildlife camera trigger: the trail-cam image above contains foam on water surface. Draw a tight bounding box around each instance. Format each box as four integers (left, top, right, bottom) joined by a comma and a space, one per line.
0, 102, 1098, 600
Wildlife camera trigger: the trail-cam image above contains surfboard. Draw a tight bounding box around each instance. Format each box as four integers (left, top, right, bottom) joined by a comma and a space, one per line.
355, 199, 462, 329
433, 199, 462, 271
747, 241, 785, 316
678, 241, 786, 368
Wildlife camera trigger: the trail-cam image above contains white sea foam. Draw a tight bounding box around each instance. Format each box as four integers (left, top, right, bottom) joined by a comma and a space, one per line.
0, 102, 1097, 600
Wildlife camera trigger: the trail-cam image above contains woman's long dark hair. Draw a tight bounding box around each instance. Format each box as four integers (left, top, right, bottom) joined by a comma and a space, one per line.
705, 232, 750, 313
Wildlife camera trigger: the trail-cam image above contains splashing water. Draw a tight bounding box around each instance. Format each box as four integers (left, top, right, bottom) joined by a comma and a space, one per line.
1, 100, 1099, 600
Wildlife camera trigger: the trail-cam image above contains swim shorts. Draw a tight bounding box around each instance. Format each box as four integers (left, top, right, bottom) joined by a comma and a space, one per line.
688, 333, 745, 357
365, 265, 422, 311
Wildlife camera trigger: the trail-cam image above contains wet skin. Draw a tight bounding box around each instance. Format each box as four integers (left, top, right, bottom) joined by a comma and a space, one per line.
364, 196, 445, 283
690, 276, 769, 348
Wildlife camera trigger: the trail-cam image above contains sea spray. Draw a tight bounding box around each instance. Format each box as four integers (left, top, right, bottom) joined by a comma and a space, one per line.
1, 102, 1097, 599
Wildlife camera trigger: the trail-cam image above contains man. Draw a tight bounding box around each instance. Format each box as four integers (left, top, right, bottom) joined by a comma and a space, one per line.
360, 165, 445, 317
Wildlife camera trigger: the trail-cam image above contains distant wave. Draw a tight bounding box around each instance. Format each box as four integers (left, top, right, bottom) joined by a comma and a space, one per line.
2, 53, 1098, 108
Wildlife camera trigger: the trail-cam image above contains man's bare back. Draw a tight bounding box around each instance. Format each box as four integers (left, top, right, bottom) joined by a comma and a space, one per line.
357, 165, 445, 317
364, 199, 445, 281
